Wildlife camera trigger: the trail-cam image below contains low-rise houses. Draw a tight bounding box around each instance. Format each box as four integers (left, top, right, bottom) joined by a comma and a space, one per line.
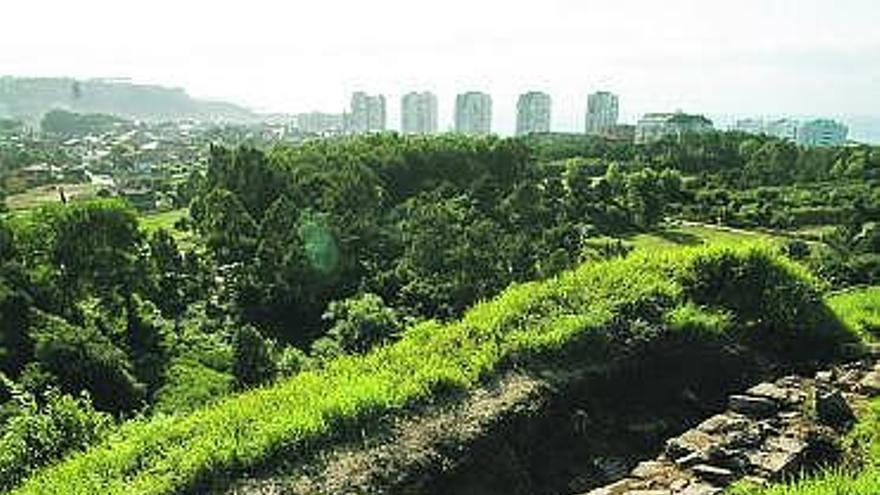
635, 112, 714, 144
733, 117, 849, 147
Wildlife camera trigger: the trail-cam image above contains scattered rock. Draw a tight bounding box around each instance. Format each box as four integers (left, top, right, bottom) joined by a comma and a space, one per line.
816, 390, 855, 429
729, 394, 778, 418
583, 359, 874, 495
697, 413, 748, 435
747, 383, 797, 407
666, 429, 716, 460
679, 482, 722, 495
691, 464, 735, 485
860, 372, 880, 396
738, 475, 769, 488
815, 370, 834, 383
747, 442, 804, 478
631, 461, 669, 480
673, 452, 705, 468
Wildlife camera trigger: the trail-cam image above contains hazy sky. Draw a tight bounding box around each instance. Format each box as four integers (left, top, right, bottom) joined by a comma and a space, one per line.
2, 0, 878, 134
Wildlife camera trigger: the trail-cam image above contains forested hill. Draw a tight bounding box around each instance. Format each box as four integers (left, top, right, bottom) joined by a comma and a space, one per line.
0, 77, 256, 123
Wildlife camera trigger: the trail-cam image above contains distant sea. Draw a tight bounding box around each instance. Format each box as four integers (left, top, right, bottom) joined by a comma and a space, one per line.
709, 114, 880, 145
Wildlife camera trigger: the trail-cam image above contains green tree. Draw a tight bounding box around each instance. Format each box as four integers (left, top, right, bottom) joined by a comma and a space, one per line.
232, 325, 276, 388
191, 188, 258, 265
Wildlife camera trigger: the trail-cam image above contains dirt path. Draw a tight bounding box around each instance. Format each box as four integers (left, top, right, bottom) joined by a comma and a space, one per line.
225, 373, 549, 495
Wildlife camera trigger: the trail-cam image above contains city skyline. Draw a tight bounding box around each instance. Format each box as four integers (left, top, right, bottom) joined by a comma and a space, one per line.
1, 0, 877, 138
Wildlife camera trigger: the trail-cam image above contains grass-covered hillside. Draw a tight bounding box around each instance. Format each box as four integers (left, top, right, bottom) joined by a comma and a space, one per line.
8, 244, 861, 494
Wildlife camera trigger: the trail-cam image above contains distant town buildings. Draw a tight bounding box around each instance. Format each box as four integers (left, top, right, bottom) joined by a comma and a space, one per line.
401, 91, 438, 135
585, 91, 619, 136
735, 118, 849, 147
635, 112, 714, 144
295, 112, 346, 135
735, 118, 765, 135
349, 92, 386, 134
454, 92, 492, 135
515, 91, 551, 135
798, 119, 848, 147
765, 119, 800, 142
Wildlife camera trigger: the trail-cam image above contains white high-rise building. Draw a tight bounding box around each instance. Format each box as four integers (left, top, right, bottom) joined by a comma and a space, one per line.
349, 92, 386, 134
798, 119, 848, 147
401, 91, 438, 135
516, 91, 551, 135
454, 92, 492, 135
585, 91, 619, 136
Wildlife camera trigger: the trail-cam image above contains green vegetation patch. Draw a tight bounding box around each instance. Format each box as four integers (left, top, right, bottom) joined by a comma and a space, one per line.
10, 245, 856, 495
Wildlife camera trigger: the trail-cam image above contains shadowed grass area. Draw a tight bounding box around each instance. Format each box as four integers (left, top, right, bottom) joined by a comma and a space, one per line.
627, 224, 781, 252
8, 245, 857, 495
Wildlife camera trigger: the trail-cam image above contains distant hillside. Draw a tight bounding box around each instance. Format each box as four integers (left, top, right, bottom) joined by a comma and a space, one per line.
0, 77, 258, 124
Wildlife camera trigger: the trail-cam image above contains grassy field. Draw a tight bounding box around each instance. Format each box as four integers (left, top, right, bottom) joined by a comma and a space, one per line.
140, 208, 188, 234
4, 183, 101, 211
8, 244, 858, 495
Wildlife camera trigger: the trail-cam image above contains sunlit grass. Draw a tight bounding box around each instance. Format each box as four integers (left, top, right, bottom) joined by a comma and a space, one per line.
826, 287, 880, 342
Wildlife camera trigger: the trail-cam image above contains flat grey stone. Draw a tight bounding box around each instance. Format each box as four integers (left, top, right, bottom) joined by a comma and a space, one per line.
747, 383, 792, 405
816, 389, 855, 428
860, 371, 880, 396
666, 429, 717, 460
691, 464, 735, 485
729, 394, 778, 418
679, 482, 723, 495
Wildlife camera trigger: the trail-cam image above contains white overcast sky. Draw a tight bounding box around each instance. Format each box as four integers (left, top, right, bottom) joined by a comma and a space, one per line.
2, 0, 878, 134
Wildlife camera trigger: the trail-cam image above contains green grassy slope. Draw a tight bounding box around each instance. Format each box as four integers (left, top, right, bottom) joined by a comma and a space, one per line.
8, 245, 858, 495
